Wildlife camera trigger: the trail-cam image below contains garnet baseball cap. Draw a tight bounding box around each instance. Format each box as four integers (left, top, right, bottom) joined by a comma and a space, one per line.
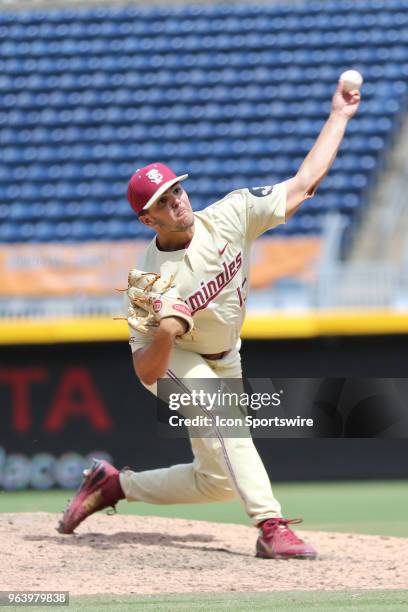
127, 162, 188, 214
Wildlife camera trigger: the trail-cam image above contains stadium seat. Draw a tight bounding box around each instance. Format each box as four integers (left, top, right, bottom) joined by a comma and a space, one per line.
0, 0, 407, 241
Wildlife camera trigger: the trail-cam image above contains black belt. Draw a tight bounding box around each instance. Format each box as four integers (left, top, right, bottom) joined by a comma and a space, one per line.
201, 350, 231, 361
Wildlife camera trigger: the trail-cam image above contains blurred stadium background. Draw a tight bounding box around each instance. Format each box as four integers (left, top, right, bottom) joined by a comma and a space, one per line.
1, 0, 408, 493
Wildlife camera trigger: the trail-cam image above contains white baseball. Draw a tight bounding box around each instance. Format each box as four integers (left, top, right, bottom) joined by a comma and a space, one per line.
339, 69, 363, 92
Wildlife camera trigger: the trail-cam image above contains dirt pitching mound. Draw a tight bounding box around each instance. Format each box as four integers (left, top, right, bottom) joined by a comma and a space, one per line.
1, 512, 407, 595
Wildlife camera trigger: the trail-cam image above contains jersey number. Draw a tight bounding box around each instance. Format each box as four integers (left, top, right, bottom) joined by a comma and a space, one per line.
236, 278, 248, 307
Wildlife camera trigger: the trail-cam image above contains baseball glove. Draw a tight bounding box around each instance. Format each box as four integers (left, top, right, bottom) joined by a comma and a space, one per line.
126, 269, 194, 335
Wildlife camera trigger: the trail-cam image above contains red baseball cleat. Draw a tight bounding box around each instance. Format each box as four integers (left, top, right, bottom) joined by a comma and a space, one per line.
256, 518, 317, 560
57, 459, 125, 534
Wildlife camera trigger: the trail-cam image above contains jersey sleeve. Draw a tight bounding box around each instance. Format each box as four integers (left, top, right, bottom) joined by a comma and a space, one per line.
208, 182, 287, 241
244, 181, 287, 240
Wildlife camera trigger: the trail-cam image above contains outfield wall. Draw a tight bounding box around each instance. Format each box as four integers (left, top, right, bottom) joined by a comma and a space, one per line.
1, 336, 408, 483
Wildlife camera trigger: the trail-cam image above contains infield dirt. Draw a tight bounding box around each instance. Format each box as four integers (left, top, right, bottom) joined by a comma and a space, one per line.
1, 512, 407, 595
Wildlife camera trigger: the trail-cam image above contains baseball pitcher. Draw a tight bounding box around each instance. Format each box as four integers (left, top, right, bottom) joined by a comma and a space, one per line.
58, 81, 361, 559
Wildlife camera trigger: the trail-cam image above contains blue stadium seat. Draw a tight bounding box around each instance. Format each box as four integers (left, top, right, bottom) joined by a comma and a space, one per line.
0, 1, 406, 241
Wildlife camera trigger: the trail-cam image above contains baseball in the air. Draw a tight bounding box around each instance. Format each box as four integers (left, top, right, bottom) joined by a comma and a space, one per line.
339, 69, 363, 92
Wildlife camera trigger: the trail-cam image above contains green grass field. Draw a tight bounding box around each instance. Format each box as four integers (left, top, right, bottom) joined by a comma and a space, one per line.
1, 480, 407, 610
6, 591, 408, 612
1, 480, 407, 537
66, 590, 408, 611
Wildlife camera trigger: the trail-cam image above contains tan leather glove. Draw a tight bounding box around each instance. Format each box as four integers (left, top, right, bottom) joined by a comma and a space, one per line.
126, 269, 194, 335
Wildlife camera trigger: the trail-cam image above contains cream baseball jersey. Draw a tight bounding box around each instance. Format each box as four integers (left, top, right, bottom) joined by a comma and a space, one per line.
128, 182, 287, 355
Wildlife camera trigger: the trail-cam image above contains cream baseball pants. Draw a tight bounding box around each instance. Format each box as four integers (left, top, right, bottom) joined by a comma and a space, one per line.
119, 344, 282, 525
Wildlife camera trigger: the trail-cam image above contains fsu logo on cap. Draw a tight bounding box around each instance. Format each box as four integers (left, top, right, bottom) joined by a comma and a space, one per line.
146, 169, 164, 185
153, 299, 163, 313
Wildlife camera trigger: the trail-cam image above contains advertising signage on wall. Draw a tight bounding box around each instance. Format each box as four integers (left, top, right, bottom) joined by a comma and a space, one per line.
0, 343, 190, 484
1, 340, 408, 486
0, 366, 112, 434
0, 237, 320, 297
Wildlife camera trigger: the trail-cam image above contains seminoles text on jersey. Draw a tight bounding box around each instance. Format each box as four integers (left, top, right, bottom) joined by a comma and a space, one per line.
185, 251, 243, 314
